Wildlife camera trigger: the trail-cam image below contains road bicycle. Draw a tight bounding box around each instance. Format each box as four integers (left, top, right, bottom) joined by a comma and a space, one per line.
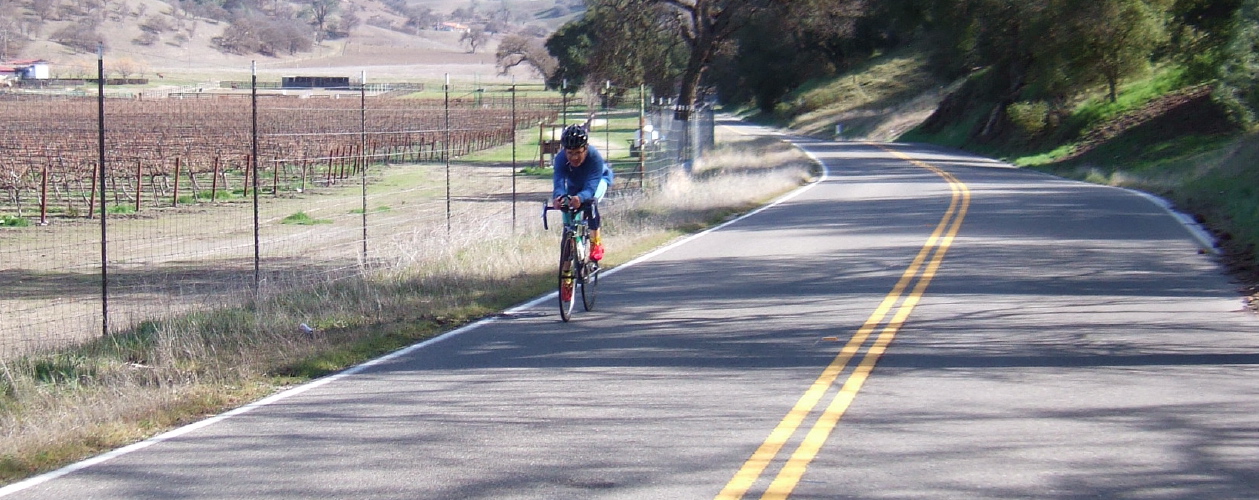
543, 196, 599, 322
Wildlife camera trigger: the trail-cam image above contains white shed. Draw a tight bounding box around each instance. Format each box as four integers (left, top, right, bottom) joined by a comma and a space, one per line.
8, 59, 50, 80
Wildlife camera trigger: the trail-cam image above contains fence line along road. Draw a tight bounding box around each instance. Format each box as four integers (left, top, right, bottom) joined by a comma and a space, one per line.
0, 80, 714, 359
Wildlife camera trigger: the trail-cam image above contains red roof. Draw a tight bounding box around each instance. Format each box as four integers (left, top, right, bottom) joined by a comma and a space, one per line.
0, 66, 16, 73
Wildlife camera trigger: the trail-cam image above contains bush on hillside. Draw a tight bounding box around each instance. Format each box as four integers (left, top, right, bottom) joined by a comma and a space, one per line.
140, 14, 173, 34
214, 15, 313, 56
51, 20, 105, 53
1007, 101, 1052, 138
1215, 0, 1259, 125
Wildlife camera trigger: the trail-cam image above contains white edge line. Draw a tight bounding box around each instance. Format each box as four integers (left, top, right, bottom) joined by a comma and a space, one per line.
1123, 188, 1218, 254
0, 316, 494, 497
0, 133, 832, 498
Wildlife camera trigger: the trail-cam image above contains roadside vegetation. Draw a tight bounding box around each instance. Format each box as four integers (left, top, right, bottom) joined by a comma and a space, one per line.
903, 68, 1258, 291
543, 0, 1259, 302
765, 53, 1258, 301
0, 127, 817, 485
715, 2, 1259, 304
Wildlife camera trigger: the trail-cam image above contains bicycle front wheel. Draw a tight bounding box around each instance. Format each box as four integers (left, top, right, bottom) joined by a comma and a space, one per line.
581, 260, 598, 311
558, 236, 577, 322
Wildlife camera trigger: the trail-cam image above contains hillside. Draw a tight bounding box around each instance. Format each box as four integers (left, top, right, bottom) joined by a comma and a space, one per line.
6, 0, 577, 82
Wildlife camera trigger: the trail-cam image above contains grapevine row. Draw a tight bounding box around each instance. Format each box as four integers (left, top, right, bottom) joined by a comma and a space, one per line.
0, 95, 558, 222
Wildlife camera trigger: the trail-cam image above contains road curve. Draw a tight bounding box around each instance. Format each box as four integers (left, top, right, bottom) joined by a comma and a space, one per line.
5, 123, 1257, 499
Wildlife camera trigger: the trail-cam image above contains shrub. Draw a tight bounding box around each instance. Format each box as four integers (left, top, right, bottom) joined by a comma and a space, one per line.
0, 215, 30, 227
1007, 101, 1051, 137
50, 21, 105, 53
281, 211, 332, 225
214, 14, 314, 56
139, 15, 172, 34
1215, 0, 1259, 125
133, 32, 159, 46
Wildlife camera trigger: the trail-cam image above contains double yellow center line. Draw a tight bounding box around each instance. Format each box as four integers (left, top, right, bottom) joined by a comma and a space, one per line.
716, 146, 972, 499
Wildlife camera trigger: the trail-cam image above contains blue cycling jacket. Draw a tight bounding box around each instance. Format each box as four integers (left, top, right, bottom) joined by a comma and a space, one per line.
552, 145, 614, 202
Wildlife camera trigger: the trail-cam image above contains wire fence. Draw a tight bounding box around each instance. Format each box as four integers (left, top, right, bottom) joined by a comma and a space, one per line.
0, 68, 715, 359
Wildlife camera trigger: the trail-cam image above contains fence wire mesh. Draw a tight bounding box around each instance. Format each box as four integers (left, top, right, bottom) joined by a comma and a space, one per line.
0, 79, 713, 359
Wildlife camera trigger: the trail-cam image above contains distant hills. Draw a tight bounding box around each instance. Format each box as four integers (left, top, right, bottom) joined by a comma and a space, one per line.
2, 0, 579, 81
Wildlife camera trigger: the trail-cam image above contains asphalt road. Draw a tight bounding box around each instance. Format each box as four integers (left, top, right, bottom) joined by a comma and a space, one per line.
5, 125, 1257, 499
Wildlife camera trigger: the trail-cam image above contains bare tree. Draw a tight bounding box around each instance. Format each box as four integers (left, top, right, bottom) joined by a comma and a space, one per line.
451, 6, 474, 21
50, 19, 104, 53
29, 0, 56, 23
337, 9, 360, 35
460, 26, 489, 53
304, 0, 339, 42
0, 23, 25, 61
109, 56, 146, 79
496, 33, 557, 77
403, 6, 439, 33
0, 2, 27, 61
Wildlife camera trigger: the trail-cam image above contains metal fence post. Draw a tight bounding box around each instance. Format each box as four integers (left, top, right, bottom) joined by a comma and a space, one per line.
97, 45, 108, 337
511, 78, 517, 231
444, 73, 451, 233
360, 70, 368, 266
251, 61, 260, 291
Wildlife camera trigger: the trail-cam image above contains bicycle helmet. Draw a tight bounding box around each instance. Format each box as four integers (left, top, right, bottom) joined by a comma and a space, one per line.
560, 125, 588, 149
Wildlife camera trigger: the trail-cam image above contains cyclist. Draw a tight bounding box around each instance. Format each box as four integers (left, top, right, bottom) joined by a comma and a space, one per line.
552, 124, 613, 261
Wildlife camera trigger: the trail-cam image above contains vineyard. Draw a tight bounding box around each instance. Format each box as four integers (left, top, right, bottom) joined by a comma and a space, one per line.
0, 89, 562, 357
0, 94, 558, 223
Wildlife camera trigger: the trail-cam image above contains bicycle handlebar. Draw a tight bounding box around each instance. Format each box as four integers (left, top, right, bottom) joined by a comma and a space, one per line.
542, 195, 592, 231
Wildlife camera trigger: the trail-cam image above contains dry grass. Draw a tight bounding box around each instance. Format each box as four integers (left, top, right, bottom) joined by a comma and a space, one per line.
0, 124, 816, 485
614, 136, 818, 233
777, 47, 949, 140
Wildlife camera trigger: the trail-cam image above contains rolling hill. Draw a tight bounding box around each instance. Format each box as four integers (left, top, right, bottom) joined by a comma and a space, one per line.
7, 0, 577, 83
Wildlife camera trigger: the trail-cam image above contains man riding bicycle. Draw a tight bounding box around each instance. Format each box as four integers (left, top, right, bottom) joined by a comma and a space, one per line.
552, 124, 613, 261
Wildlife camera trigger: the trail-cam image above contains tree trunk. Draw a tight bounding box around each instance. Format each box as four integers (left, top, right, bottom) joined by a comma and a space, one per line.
675, 15, 720, 122
675, 56, 705, 121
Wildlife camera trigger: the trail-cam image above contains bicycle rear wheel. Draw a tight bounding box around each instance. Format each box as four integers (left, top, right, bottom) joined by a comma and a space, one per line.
580, 260, 598, 311
558, 235, 577, 322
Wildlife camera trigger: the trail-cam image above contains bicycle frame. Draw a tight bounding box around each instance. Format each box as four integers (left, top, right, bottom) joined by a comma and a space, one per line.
543, 202, 591, 270
543, 200, 594, 252
543, 198, 599, 321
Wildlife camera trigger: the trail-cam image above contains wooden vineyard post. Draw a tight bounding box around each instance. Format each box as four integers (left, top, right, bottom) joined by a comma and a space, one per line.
326, 149, 334, 185
211, 156, 220, 202
40, 164, 48, 225
338, 146, 348, 180
172, 157, 181, 207
351, 145, 360, 177
187, 158, 201, 202
89, 161, 98, 219
148, 174, 159, 208
135, 159, 142, 212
